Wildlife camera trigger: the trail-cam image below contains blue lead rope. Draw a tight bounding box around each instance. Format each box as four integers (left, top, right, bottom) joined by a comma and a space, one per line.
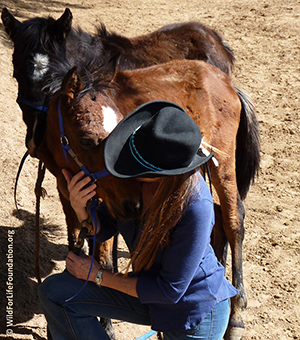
135, 330, 157, 340
58, 99, 158, 339
65, 197, 99, 303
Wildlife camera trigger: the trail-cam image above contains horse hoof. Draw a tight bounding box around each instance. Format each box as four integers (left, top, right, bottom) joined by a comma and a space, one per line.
100, 318, 115, 340
224, 325, 244, 340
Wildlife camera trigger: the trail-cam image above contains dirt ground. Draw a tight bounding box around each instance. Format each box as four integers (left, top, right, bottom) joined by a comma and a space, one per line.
0, 0, 299, 339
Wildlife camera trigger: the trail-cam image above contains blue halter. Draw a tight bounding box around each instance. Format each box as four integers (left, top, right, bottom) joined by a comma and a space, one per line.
57, 98, 110, 302
17, 93, 49, 113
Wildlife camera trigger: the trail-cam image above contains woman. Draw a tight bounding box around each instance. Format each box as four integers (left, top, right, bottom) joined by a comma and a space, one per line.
39, 100, 238, 340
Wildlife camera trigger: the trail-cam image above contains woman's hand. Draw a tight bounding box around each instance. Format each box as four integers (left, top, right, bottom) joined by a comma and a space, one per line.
66, 251, 138, 298
66, 251, 101, 282
62, 169, 96, 222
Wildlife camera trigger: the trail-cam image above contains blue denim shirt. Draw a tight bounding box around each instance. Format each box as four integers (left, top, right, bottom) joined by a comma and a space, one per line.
96, 175, 238, 332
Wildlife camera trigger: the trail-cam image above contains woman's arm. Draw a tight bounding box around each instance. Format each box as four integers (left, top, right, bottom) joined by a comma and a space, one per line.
66, 251, 138, 298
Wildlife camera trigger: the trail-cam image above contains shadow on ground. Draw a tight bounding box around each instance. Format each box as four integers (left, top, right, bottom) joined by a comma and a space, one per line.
0, 209, 68, 337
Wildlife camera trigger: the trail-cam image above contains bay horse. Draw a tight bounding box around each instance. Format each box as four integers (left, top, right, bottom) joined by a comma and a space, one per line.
1, 7, 234, 158
43, 58, 260, 340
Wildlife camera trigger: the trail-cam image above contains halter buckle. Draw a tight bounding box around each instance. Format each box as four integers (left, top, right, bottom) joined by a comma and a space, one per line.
60, 135, 69, 146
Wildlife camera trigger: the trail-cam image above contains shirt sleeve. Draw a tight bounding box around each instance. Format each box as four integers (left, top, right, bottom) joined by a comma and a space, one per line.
136, 188, 215, 305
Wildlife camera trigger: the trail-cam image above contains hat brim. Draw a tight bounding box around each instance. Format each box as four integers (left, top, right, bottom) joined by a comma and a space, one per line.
104, 100, 214, 179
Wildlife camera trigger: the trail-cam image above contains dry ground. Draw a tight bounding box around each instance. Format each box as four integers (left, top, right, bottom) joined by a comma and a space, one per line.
0, 0, 299, 339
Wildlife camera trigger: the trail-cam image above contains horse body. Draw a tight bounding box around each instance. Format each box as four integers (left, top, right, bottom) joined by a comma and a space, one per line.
47, 59, 260, 340
99, 21, 234, 75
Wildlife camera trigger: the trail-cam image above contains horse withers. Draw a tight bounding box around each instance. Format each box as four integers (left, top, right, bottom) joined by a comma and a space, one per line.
45, 57, 260, 340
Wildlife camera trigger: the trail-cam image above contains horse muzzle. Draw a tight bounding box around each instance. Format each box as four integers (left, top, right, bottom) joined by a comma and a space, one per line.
108, 199, 142, 221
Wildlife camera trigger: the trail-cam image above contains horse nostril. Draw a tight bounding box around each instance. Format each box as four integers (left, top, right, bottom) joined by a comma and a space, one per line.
122, 200, 142, 218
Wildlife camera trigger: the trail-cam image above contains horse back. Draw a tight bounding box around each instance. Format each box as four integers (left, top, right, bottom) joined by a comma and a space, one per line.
112, 59, 241, 149
102, 21, 234, 75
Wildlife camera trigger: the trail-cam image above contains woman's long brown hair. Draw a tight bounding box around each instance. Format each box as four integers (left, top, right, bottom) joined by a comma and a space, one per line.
128, 170, 200, 273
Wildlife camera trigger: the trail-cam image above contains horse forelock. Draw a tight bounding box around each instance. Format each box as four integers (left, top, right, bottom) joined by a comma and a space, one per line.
43, 29, 112, 97
12, 17, 57, 57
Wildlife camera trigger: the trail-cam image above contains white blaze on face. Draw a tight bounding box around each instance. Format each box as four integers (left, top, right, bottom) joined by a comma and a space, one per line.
32, 53, 49, 81
102, 106, 118, 133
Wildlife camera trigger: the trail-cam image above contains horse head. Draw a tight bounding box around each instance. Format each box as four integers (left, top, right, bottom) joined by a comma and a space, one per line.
46, 65, 142, 220
1, 7, 73, 156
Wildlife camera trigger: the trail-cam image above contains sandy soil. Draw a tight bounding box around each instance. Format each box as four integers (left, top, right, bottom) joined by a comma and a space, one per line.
0, 0, 299, 339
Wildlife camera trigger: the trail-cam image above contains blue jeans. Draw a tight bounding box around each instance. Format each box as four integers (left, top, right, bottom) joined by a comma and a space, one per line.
38, 271, 230, 340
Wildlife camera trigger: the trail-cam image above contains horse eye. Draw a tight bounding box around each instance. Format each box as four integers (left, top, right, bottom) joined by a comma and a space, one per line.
79, 137, 99, 149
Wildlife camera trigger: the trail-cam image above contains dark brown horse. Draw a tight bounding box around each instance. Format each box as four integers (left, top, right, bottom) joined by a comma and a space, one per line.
43, 58, 260, 340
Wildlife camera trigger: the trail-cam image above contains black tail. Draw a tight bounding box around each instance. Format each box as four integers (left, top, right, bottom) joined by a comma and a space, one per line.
235, 87, 261, 200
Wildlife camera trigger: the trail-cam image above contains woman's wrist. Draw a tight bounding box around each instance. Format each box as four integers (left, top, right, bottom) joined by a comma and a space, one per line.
76, 209, 89, 223
89, 261, 102, 283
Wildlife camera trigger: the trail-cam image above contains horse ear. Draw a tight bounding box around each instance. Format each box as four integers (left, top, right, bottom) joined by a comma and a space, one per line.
1, 8, 21, 41
100, 51, 122, 83
53, 8, 73, 42
62, 66, 82, 102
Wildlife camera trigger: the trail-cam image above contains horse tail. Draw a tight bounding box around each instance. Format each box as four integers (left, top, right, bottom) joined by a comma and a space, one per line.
235, 86, 261, 200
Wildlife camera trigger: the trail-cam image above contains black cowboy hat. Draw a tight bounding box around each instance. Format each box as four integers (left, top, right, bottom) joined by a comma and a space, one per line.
104, 100, 214, 178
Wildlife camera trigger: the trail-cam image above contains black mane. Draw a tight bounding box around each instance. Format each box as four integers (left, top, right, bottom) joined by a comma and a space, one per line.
44, 29, 120, 98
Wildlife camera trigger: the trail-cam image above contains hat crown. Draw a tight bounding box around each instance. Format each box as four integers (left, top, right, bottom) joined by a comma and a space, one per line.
132, 107, 201, 171
104, 100, 214, 178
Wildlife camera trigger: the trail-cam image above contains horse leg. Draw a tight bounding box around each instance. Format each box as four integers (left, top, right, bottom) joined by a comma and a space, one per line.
212, 203, 228, 267
35, 161, 46, 284
58, 191, 116, 339
57, 190, 81, 250
212, 169, 247, 340
224, 195, 247, 340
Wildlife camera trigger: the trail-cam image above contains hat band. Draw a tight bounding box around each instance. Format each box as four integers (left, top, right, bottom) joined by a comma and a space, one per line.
129, 127, 165, 172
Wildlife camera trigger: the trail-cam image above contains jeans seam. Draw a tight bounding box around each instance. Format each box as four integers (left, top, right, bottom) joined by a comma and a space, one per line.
63, 305, 79, 340
208, 309, 214, 340
63, 299, 150, 317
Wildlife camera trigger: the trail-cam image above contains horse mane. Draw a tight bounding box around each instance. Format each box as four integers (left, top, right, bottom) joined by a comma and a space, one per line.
43, 36, 117, 98
213, 32, 235, 65
95, 23, 134, 50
